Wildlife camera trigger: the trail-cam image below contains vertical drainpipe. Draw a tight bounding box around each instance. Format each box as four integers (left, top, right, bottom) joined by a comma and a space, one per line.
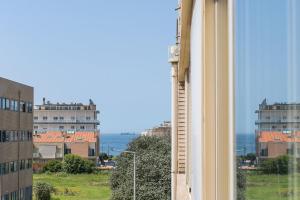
171, 63, 178, 200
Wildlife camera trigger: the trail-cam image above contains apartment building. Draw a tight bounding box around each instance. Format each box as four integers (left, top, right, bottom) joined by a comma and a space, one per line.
33, 99, 100, 133
256, 99, 300, 131
0, 77, 33, 200
33, 131, 99, 163
170, 0, 234, 199
141, 121, 171, 137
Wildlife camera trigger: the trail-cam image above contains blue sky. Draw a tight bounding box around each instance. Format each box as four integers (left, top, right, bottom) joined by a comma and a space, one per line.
236, 0, 300, 134
0, 1, 176, 133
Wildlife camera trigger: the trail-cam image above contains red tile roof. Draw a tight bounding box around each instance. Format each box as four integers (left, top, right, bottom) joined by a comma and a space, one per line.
33, 131, 98, 143
258, 131, 300, 143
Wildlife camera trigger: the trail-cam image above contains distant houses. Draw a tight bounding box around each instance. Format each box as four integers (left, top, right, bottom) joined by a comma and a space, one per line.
141, 121, 171, 137
33, 99, 100, 163
33, 131, 99, 163
256, 99, 300, 159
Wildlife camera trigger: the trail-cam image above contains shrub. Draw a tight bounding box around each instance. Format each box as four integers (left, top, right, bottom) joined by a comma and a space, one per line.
63, 154, 95, 174
260, 155, 300, 174
237, 167, 246, 200
34, 182, 55, 200
43, 160, 63, 173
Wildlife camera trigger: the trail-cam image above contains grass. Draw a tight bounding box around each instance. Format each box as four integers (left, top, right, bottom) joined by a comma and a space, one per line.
246, 172, 300, 200
33, 172, 112, 200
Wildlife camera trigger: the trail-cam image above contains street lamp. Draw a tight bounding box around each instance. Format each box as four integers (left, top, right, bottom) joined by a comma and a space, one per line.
112, 148, 136, 200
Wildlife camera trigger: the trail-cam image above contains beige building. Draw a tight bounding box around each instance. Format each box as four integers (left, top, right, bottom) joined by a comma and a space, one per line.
33, 99, 100, 133
0, 77, 33, 200
141, 121, 171, 137
170, 0, 234, 200
258, 131, 300, 159
33, 131, 99, 163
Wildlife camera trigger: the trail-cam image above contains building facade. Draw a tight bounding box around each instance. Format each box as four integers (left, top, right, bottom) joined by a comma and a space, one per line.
256, 99, 300, 131
170, 0, 234, 199
33, 99, 100, 133
141, 121, 171, 137
257, 131, 300, 159
33, 131, 99, 163
0, 77, 33, 200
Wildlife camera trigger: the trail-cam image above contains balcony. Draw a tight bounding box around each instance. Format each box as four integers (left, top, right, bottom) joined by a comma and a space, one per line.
34, 119, 100, 125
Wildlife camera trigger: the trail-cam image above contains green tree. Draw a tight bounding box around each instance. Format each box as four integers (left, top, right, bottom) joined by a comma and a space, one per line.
63, 154, 95, 174
110, 135, 171, 200
34, 182, 55, 200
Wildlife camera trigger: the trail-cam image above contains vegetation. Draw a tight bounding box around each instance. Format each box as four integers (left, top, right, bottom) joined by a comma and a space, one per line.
33, 172, 111, 200
237, 167, 246, 200
43, 160, 63, 173
110, 135, 171, 200
260, 155, 300, 175
34, 182, 55, 200
245, 171, 300, 200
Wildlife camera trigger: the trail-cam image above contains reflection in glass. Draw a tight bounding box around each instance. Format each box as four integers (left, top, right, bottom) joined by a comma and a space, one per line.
236, 0, 300, 199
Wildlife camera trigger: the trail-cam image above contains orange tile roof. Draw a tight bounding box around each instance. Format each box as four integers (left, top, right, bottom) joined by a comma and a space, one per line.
258, 131, 300, 143
33, 131, 97, 143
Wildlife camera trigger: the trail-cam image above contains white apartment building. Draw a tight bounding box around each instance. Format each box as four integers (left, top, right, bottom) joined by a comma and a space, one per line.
33, 98, 100, 133
256, 99, 300, 131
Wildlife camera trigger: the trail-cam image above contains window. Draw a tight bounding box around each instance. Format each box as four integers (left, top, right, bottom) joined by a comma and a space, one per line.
80, 126, 85, 130
86, 116, 91, 121
34, 116, 38, 120
71, 116, 75, 120
59, 126, 64, 130
43, 116, 47, 120
71, 126, 75, 130
89, 148, 95, 156
59, 116, 64, 120
28, 102, 33, 113
1, 98, 5, 110
20, 101, 26, 112
53, 116, 58, 120
5, 99, 10, 110
34, 126, 38, 129
14, 100, 18, 112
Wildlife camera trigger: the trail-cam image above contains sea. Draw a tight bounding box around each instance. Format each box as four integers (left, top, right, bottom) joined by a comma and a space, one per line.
236, 133, 256, 156
100, 133, 140, 156
100, 133, 256, 156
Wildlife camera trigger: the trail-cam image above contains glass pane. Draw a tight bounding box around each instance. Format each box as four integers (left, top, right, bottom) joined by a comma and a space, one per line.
236, 0, 300, 199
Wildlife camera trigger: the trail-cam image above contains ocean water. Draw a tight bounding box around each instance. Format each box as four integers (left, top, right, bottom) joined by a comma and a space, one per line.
236, 133, 256, 156
100, 133, 140, 156
100, 133, 255, 156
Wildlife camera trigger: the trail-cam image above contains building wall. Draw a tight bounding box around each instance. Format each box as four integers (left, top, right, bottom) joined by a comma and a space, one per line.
34, 105, 99, 133
0, 77, 33, 199
190, 0, 202, 199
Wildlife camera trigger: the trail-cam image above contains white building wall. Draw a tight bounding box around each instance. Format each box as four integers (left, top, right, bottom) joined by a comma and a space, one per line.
190, 0, 203, 199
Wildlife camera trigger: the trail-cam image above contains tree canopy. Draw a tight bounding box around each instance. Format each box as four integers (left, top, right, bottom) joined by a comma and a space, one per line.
110, 135, 171, 200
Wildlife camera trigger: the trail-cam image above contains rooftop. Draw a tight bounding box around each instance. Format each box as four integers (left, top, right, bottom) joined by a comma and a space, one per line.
33, 131, 98, 143
258, 131, 300, 143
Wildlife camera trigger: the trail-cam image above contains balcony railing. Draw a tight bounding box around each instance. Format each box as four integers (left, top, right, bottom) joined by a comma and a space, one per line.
34, 119, 100, 125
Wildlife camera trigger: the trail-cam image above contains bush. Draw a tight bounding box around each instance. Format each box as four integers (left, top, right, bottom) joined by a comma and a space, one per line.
34, 182, 55, 200
43, 160, 63, 173
110, 135, 171, 200
63, 154, 95, 174
237, 167, 246, 200
260, 155, 300, 175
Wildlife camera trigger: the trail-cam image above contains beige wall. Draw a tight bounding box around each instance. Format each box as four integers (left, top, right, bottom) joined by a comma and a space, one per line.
0, 77, 33, 196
